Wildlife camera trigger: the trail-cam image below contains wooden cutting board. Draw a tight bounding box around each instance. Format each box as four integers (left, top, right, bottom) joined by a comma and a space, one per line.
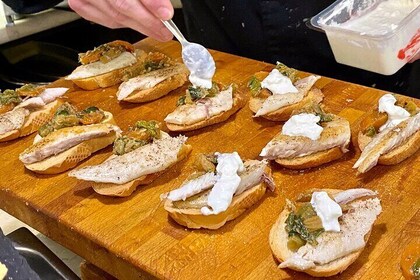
0, 38, 418, 280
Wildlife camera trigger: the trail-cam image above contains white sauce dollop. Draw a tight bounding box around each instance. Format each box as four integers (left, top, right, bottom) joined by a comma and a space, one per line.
282, 113, 324, 141
378, 94, 410, 132
310, 191, 343, 232
261, 69, 298, 95
201, 152, 245, 215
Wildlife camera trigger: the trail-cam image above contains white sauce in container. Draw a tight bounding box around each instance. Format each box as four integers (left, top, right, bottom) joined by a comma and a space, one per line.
339, 0, 420, 35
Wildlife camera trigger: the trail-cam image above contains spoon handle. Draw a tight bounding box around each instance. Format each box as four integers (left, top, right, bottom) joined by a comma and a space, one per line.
161, 20, 187, 44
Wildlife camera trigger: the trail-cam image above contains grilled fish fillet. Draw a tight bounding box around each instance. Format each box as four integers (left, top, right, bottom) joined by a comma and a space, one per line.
353, 113, 420, 173
69, 135, 188, 184
0, 108, 29, 135
165, 86, 233, 125
19, 124, 120, 164
279, 197, 382, 270
15, 88, 68, 110
255, 75, 320, 117
260, 116, 350, 159
163, 160, 274, 203
117, 64, 188, 100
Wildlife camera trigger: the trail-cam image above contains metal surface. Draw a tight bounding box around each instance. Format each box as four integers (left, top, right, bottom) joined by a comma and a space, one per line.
7, 228, 80, 280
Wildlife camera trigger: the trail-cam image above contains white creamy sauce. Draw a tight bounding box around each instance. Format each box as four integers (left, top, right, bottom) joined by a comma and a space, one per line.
281, 113, 324, 141
339, 0, 420, 35
310, 191, 343, 232
66, 52, 137, 80
261, 69, 298, 95
378, 93, 410, 132
182, 43, 216, 89
201, 152, 244, 215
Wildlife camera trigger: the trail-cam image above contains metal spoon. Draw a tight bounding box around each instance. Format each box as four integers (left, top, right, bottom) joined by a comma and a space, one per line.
162, 19, 215, 88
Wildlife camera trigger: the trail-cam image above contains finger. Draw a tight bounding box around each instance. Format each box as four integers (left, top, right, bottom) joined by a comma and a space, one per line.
107, 0, 173, 40
140, 0, 174, 20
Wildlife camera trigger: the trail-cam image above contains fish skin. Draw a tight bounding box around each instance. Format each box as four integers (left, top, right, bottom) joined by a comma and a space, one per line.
164, 86, 233, 125
117, 64, 187, 100
0, 108, 29, 135
260, 116, 351, 159
353, 113, 420, 173
69, 135, 188, 184
19, 124, 119, 164
255, 75, 320, 117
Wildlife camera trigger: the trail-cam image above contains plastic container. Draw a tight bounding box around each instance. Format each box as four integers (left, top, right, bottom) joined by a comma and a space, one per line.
311, 0, 420, 75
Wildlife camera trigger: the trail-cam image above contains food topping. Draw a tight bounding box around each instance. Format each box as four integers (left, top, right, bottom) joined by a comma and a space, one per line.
201, 152, 245, 215
177, 83, 221, 106
77, 107, 105, 125
310, 191, 342, 232
282, 113, 324, 141
78, 40, 135, 65
0, 89, 22, 112
248, 76, 262, 97
378, 94, 410, 132
401, 240, 420, 280
113, 120, 162, 155
261, 69, 298, 95
15, 83, 45, 97
285, 202, 324, 251
38, 103, 105, 137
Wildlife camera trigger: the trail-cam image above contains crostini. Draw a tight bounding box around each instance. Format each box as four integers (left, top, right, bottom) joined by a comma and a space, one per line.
19, 103, 118, 174
116, 52, 189, 103
69, 120, 192, 197
270, 188, 381, 277
0, 87, 68, 142
354, 93, 420, 173
164, 83, 246, 131
66, 40, 146, 90
161, 152, 275, 229
260, 104, 351, 169
248, 63, 324, 121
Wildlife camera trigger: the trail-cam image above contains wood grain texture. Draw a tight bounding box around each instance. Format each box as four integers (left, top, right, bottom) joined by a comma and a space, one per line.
0, 38, 419, 280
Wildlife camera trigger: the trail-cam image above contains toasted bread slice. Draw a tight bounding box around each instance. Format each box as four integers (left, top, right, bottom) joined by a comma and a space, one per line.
274, 146, 344, 169
0, 99, 63, 142
269, 189, 373, 277
249, 88, 324, 121
358, 130, 420, 165
91, 143, 192, 197
24, 131, 117, 174
164, 166, 272, 229
121, 70, 188, 103
70, 59, 145, 90
166, 88, 247, 132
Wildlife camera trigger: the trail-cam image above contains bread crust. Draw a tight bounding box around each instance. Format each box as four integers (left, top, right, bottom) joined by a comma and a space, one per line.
164, 166, 272, 229
166, 88, 247, 132
357, 127, 420, 166
274, 146, 345, 169
269, 189, 369, 277
71, 59, 145, 90
90, 143, 192, 197
248, 71, 324, 121
122, 72, 188, 103
24, 132, 117, 174
0, 99, 63, 143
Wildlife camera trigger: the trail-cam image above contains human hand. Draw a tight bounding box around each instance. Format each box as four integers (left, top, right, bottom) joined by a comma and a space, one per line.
68, 0, 174, 41
409, 51, 420, 63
